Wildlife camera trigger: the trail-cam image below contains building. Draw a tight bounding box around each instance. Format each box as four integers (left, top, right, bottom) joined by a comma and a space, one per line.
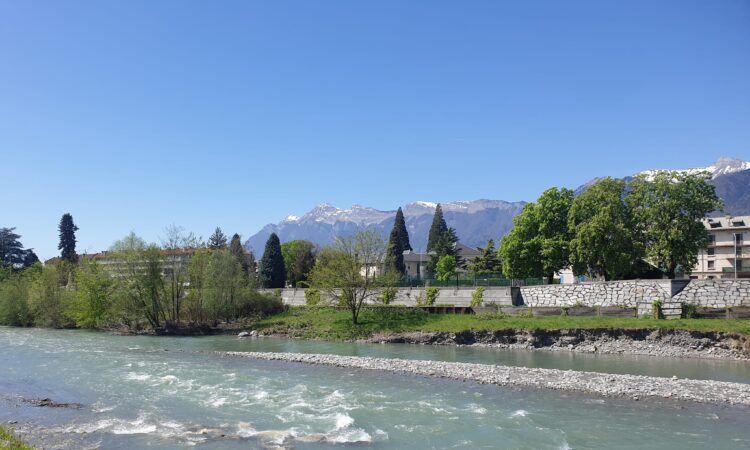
397, 243, 482, 280
690, 215, 750, 279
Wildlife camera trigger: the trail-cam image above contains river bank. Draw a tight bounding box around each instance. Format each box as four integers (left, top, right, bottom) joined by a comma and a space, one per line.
251, 307, 750, 360
225, 350, 750, 406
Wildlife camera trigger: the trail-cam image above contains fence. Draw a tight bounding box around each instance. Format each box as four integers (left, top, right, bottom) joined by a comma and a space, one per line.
396, 273, 552, 288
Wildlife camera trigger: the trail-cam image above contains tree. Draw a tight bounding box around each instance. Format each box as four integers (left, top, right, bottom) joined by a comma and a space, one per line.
384, 207, 412, 275
230, 233, 251, 273
537, 187, 574, 283
499, 187, 573, 282
70, 258, 113, 329
309, 228, 396, 324
569, 178, 641, 280
0, 227, 37, 269
428, 227, 459, 273
628, 171, 723, 278
469, 239, 502, 274
435, 255, 457, 281
208, 227, 228, 250
499, 203, 543, 279
58, 213, 79, 264
259, 233, 286, 288
280, 240, 316, 287
426, 204, 448, 253
161, 225, 200, 325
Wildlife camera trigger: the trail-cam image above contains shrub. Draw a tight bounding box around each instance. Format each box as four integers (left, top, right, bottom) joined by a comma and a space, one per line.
304, 288, 321, 306
424, 287, 439, 306
682, 303, 698, 319
471, 286, 485, 307
378, 287, 397, 305
652, 300, 664, 320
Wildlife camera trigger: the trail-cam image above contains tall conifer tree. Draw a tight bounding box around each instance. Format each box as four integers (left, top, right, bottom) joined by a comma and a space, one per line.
230, 233, 249, 273
208, 227, 228, 249
259, 233, 286, 288
426, 204, 448, 253
384, 207, 412, 275
58, 213, 79, 263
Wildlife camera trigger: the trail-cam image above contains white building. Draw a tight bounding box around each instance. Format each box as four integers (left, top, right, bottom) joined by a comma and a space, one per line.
690, 215, 749, 279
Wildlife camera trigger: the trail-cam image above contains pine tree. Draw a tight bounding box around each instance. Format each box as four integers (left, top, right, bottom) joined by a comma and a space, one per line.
0, 227, 36, 268
259, 233, 286, 288
469, 239, 502, 274
426, 204, 448, 253
208, 227, 228, 249
230, 233, 249, 273
384, 207, 412, 275
58, 213, 79, 263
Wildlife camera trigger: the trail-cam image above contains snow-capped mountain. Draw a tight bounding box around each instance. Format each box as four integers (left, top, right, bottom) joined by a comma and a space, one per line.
637, 156, 750, 180
245, 157, 749, 255
244, 200, 527, 254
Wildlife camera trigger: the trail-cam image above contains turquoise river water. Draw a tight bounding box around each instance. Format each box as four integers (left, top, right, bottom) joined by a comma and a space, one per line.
1, 327, 749, 449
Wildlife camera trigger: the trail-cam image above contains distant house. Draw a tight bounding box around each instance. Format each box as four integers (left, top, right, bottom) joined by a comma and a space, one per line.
367, 242, 482, 279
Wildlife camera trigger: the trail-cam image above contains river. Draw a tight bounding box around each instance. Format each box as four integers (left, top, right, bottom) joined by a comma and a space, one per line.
1, 327, 749, 449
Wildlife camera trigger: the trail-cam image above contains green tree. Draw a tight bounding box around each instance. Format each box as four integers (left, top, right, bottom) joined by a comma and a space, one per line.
230, 233, 251, 274
70, 258, 113, 328
428, 227, 459, 273
426, 204, 448, 253
208, 227, 228, 249
280, 240, 316, 287
58, 213, 79, 264
628, 171, 723, 278
435, 255, 457, 281
28, 262, 75, 328
569, 178, 641, 280
162, 225, 200, 325
309, 228, 396, 324
204, 249, 245, 322
0, 269, 35, 326
0, 227, 37, 269
499, 187, 573, 282
259, 233, 286, 288
384, 207, 412, 275
469, 239, 503, 274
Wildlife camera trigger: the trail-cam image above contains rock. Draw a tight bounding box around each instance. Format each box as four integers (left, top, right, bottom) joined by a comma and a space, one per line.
238, 331, 250, 338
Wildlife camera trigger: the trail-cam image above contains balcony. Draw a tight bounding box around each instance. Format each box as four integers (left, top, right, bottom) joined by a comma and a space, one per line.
722, 267, 750, 273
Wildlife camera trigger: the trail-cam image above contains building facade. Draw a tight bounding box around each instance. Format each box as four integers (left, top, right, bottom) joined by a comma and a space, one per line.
691, 215, 750, 279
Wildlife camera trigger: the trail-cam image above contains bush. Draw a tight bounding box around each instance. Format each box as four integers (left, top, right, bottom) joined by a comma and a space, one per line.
420, 287, 440, 306
378, 287, 397, 305
304, 288, 321, 306
682, 303, 698, 319
652, 300, 664, 320
471, 286, 485, 307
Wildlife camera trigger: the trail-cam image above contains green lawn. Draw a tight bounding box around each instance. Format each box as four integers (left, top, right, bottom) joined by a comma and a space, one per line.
0, 426, 33, 450
254, 307, 750, 341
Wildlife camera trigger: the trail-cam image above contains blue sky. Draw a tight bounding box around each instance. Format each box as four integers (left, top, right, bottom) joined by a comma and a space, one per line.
2, 0, 749, 259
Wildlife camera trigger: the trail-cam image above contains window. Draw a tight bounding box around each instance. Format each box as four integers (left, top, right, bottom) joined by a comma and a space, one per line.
710, 222, 722, 228
736, 233, 744, 244
738, 260, 744, 271
737, 247, 743, 256
707, 247, 715, 256
708, 235, 716, 244
707, 261, 715, 270
733, 220, 746, 227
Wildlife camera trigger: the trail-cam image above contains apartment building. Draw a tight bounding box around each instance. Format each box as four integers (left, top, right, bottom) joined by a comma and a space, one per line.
691, 215, 750, 279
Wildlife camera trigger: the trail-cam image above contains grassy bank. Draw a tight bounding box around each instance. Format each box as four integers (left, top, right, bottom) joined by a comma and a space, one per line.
254, 307, 750, 341
0, 426, 33, 450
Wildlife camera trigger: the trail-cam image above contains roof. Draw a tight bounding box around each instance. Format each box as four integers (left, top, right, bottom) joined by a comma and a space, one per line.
704, 215, 750, 230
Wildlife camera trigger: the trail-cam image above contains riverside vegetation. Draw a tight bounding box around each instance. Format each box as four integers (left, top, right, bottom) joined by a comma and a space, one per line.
0, 426, 33, 450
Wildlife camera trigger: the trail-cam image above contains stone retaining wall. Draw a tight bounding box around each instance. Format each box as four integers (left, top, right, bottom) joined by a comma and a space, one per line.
519, 280, 680, 308
672, 280, 750, 308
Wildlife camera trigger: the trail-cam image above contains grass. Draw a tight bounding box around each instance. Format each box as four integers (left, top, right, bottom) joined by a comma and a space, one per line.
0, 426, 33, 450
254, 306, 750, 341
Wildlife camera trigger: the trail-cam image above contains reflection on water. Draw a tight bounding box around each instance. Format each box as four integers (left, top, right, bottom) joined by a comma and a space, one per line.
1, 327, 749, 449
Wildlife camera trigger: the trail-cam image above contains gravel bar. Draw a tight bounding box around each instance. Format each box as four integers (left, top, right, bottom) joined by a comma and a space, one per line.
225, 351, 750, 406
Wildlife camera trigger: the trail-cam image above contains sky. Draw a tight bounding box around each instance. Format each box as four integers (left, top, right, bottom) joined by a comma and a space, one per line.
1, 0, 749, 260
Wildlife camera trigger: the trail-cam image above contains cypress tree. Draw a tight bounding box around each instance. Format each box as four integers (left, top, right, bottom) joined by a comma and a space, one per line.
426, 204, 447, 253
229, 233, 249, 273
259, 233, 286, 288
208, 227, 228, 249
384, 207, 411, 275
58, 213, 79, 263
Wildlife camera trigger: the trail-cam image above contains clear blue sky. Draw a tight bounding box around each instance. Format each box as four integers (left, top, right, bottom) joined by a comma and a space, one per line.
2, 0, 749, 260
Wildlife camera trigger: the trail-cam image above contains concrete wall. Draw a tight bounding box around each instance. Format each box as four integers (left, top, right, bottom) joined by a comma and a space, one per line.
672, 280, 750, 307
265, 287, 521, 307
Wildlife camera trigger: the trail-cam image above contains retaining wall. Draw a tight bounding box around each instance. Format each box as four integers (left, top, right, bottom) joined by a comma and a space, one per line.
672, 280, 750, 308
519, 280, 685, 308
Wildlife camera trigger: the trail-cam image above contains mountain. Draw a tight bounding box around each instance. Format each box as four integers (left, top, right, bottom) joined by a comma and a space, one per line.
574, 157, 750, 216
245, 157, 749, 255
244, 200, 527, 255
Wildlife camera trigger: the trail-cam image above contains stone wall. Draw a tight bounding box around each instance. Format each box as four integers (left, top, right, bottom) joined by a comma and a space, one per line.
519, 281, 679, 308
672, 280, 750, 308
